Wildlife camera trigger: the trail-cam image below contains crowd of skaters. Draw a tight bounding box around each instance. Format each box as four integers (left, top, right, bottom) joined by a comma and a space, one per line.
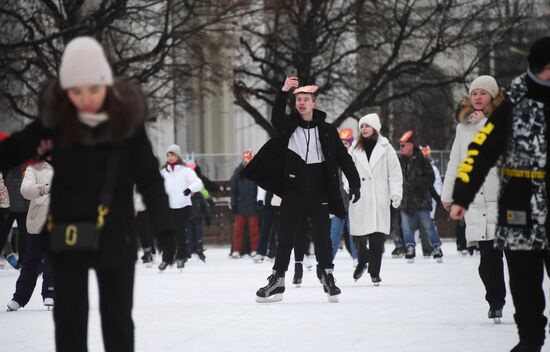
0, 34, 548, 352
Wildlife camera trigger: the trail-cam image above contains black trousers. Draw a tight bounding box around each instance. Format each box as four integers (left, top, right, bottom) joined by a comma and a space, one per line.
354, 233, 385, 278
12, 233, 54, 306
160, 207, 191, 262
0, 211, 28, 262
477, 240, 507, 310
134, 210, 155, 253
273, 193, 332, 273
293, 217, 312, 262
506, 250, 547, 348
266, 207, 280, 258
51, 256, 135, 352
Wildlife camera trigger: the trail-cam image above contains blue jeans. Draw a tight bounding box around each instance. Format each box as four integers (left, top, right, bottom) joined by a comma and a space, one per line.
330, 216, 357, 259
400, 210, 441, 247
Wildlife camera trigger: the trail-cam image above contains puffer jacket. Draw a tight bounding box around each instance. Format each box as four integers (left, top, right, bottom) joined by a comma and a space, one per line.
442, 91, 505, 244
399, 148, 434, 213
20, 162, 54, 234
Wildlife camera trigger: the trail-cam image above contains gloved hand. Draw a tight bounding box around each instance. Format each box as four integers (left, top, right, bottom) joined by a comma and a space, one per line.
349, 188, 360, 203
183, 188, 191, 196
391, 195, 401, 208
258, 200, 264, 207
38, 184, 50, 196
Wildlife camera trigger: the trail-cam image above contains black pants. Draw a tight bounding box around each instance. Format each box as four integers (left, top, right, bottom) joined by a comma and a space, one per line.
51, 256, 135, 352
257, 204, 273, 256
0, 211, 28, 262
456, 218, 467, 251
293, 217, 312, 262
354, 233, 385, 278
134, 210, 155, 253
478, 240, 507, 309
506, 250, 547, 348
160, 207, 191, 262
274, 193, 332, 272
12, 233, 54, 306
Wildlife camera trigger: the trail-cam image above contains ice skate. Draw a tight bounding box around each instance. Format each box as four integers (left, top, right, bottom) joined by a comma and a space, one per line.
405, 245, 415, 263
142, 248, 154, 267
256, 271, 285, 303
371, 276, 382, 286
6, 300, 20, 312
197, 252, 206, 263
253, 254, 264, 263
488, 307, 503, 324
176, 259, 186, 272
432, 245, 443, 263
391, 247, 404, 258
158, 261, 170, 272
231, 251, 240, 259
353, 261, 367, 282
292, 262, 303, 287
319, 268, 340, 303
44, 297, 54, 311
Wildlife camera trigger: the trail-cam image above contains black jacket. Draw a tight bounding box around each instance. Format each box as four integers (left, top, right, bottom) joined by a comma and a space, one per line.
243, 91, 360, 218
0, 80, 173, 268
399, 148, 435, 213
231, 163, 260, 216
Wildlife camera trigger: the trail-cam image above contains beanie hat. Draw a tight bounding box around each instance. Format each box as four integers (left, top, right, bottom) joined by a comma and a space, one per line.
358, 113, 381, 133
528, 37, 550, 72
338, 128, 354, 144
469, 75, 499, 99
59, 36, 113, 89
166, 144, 181, 157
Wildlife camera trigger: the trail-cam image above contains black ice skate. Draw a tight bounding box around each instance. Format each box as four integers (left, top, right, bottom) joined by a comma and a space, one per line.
142, 248, 153, 267
319, 268, 341, 303
158, 261, 170, 272
197, 252, 206, 262
405, 245, 415, 263
432, 245, 443, 263
353, 261, 367, 282
488, 307, 503, 324
256, 271, 285, 303
371, 276, 382, 286
292, 262, 303, 287
176, 259, 186, 272
391, 247, 404, 258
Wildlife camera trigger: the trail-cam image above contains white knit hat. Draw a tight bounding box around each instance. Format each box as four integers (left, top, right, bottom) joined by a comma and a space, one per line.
469, 75, 499, 99
358, 113, 381, 133
59, 37, 113, 89
166, 144, 181, 157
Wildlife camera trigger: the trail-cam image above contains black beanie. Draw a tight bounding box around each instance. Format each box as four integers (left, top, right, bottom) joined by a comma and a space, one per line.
528, 37, 550, 73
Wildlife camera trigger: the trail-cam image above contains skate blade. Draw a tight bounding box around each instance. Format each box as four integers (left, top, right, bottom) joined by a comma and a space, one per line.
493, 318, 502, 324
305, 265, 313, 271
327, 294, 339, 303
436, 258, 443, 263
145, 263, 153, 268
255, 294, 283, 303
373, 282, 380, 287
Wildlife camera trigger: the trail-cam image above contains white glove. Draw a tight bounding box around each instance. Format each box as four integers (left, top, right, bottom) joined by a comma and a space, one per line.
38, 184, 50, 196
391, 195, 401, 209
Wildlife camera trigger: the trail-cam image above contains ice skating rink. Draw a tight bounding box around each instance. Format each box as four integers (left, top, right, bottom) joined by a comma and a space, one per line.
0, 241, 546, 352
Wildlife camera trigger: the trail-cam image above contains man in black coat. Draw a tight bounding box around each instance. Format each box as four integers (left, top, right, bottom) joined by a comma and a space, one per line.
244, 76, 360, 303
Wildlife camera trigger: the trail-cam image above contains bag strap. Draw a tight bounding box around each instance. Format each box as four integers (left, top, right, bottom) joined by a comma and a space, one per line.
96, 146, 123, 228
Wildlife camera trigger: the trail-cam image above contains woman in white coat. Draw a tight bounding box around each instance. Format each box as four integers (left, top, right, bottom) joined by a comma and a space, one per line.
7, 161, 54, 311
159, 144, 203, 272
441, 75, 507, 322
347, 113, 403, 285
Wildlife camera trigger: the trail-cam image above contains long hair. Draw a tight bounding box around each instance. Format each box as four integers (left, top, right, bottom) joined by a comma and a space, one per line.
353, 129, 379, 151
162, 155, 186, 171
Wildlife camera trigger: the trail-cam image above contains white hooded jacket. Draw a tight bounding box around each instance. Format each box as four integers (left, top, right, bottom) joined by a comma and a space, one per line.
161, 164, 203, 209
20, 162, 53, 234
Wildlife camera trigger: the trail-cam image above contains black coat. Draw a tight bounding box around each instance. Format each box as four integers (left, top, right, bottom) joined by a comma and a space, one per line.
243, 91, 360, 218
231, 163, 260, 216
399, 148, 435, 213
0, 80, 173, 269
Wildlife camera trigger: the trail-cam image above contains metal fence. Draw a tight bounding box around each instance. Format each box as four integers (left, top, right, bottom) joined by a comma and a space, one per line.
195, 150, 452, 181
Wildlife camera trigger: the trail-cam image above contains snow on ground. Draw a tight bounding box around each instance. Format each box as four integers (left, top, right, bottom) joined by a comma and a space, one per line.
0, 241, 547, 352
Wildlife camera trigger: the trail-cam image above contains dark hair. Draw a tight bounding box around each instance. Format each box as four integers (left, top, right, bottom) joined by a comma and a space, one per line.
353, 130, 379, 151
39, 79, 145, 148
162, 155, 185, 170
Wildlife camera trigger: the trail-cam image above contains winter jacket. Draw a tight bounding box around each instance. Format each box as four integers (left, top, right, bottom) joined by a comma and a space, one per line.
4, 168, 29, 213
399, 148, 435, 213
20, 162, 53, 234
231, 163, 260, 216
347, 136, 403, 236
189, 192, 210, 224
442, 92, 505, 244
0, 79, 174, 268
243, 91, 360, 218
453, 72, 550, 250
161, 164, 203, 209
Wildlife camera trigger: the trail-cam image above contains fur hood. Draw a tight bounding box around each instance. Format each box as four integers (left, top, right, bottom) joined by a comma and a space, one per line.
455, 89, 506, 123
38, 78, 147, 144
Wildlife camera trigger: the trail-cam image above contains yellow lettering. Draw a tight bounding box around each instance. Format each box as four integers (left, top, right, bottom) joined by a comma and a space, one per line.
466, 149, 479, 156
457, 172, 470, 183
481, 122, 495, 135
65, 225, 78, 246
463, 157, 475, 165
459, 163, 473, 173
472, 133, 487, 145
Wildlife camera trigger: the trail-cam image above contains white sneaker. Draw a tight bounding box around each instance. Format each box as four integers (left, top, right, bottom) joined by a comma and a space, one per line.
44, 297, 54, 307
231, 251, 240, 259
7, 300, 20, 311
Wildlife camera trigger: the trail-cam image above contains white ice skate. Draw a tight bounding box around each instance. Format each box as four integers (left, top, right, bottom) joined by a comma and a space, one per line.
44, 297, 54, 311
6, 300, 20, 312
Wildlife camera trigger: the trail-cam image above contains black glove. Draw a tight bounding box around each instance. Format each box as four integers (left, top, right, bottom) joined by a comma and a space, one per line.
183, 188, 191, 196
349, 188, 361, 203
258, 200, 264, 207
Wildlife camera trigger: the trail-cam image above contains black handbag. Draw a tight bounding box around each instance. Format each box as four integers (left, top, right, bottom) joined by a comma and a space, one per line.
49, 148, 121, 253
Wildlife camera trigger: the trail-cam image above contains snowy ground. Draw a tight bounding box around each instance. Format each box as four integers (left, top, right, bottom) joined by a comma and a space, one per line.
0, 241, 547, 352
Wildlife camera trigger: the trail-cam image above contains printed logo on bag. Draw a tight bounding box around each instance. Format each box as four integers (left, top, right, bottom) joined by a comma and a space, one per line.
506, 210, 527, 226
65, 225, 78, 246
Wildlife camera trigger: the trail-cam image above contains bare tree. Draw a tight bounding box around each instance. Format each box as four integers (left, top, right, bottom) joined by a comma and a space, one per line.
233, 0, 534, 139
0, 0, 252, 120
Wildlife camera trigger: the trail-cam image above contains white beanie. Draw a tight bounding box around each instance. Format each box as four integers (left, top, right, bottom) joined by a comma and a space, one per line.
358, 113, 381, 133
166, 144, 181, 157
59, 36, 113, 89
469, 75, 499, 99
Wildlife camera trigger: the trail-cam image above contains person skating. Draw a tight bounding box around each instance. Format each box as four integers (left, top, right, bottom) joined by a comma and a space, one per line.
441, 74, 508, 324
244, 74, 360, 303
346, 113, 402, 285
451, 37, 550, 352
